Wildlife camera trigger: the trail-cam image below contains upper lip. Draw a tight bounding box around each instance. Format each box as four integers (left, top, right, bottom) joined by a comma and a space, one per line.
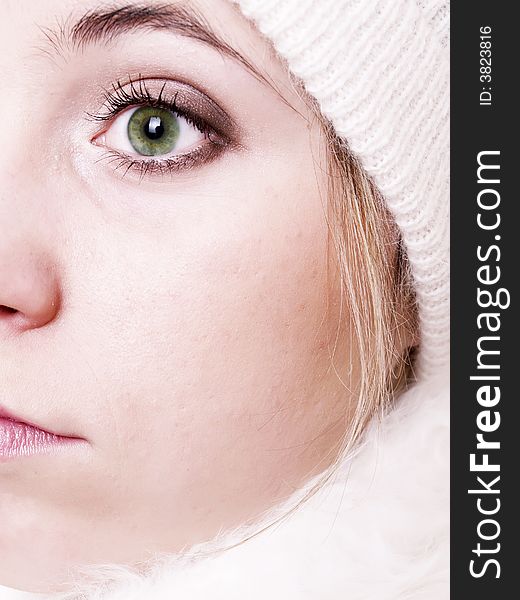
0, 405, 79, 438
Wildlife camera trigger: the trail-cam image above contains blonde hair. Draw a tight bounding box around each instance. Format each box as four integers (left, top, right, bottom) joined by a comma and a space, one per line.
260, 119, 421, 523
242, 111, 420, 529
325, 123, 418, 456
63, 101, 422, 596
208, 130, 421, 553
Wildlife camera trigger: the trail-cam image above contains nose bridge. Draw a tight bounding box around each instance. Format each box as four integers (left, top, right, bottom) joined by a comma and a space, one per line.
0, 0, 53, 154
0, 4, 32, 94
0, 96, 62, 332
0, 49, 40, 209
0, 20, 53, 244
0, 110, 49, 234
0, 6, 63, 333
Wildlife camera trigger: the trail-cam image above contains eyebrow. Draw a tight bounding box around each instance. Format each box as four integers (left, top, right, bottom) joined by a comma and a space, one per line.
40, 2, 259, 76
38, 2, 303, 115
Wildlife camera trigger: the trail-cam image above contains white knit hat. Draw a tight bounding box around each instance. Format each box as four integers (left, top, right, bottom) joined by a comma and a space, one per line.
234, 0, 450, 379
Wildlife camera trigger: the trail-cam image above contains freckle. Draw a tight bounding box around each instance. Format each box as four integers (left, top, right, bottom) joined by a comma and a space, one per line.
298, 303, 306, 312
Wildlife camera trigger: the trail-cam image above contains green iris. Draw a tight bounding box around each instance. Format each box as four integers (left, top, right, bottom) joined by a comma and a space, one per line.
127, 106, 180, 156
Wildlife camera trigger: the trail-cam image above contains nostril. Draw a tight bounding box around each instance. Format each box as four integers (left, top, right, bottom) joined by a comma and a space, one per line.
0, 305, 18, 316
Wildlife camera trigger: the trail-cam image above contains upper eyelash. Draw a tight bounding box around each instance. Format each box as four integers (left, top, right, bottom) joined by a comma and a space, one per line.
88, 75, 212, 136
89, 76, 231, 180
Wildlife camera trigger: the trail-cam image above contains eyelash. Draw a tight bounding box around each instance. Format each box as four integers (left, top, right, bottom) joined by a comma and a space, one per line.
89, 77, 227, 179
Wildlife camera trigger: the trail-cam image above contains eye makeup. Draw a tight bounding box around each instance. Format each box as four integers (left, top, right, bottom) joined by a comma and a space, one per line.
89, 76, 241, 180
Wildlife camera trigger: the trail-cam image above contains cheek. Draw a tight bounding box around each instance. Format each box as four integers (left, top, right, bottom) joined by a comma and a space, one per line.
62, 143, 350, 550
135, 191, 323, 416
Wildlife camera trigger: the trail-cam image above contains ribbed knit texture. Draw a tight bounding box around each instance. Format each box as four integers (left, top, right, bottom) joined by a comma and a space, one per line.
235, 0, 450, 378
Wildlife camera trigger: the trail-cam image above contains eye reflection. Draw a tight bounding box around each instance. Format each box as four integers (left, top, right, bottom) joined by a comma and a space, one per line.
100, 105, 207, 159
89, 78, 239, 179
127, 107, 181, 156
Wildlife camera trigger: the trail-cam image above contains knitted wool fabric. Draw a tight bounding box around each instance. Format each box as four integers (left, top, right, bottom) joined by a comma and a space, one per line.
234, 0, 450, 378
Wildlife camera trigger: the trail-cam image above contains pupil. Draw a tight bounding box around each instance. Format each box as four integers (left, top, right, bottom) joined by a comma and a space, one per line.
144, 116, 164, 140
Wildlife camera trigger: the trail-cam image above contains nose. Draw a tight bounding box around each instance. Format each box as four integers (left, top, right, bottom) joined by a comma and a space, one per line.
0, 231, 60, 332
0, 33, 62, 334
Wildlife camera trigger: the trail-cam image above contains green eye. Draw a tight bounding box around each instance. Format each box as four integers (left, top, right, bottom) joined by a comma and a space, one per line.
127, 107, 180, 156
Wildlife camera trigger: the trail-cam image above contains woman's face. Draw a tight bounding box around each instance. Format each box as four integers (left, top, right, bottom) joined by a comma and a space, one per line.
0, 0, 356, 592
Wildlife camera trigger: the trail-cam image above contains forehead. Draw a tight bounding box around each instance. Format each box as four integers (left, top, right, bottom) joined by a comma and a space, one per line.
3, 0, 272, 69
6, 0, 245, 32
2, 0, 303, 109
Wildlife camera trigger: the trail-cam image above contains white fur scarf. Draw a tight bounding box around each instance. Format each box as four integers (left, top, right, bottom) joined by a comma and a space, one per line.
1, 377, 449, 600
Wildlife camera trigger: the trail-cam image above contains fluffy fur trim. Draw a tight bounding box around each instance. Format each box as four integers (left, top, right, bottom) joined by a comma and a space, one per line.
1, 377, 449, 600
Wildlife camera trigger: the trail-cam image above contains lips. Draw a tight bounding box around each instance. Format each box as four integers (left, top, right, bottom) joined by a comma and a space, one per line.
0, 405, 65, 433
0, 406, 83, 461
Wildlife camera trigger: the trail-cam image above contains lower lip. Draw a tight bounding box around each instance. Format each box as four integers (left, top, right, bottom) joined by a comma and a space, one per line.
0, 417, 80, 461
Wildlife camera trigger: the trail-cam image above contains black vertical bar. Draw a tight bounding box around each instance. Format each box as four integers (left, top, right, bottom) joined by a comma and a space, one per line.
451, 2, 517, 597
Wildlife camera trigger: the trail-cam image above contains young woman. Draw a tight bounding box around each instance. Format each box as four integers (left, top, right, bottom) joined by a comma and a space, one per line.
0, 0, 449, 598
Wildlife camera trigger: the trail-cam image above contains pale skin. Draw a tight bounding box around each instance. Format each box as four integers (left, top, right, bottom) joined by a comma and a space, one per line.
1, 0, 370, 593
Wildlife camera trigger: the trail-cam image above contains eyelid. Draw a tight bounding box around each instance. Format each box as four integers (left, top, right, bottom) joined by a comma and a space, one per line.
89, 76, 243, 181
94, 77, 238, 141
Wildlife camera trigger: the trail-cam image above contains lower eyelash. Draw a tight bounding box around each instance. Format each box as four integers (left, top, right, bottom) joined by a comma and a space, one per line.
90, 77, 233, 179
97, 142, 224, 181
